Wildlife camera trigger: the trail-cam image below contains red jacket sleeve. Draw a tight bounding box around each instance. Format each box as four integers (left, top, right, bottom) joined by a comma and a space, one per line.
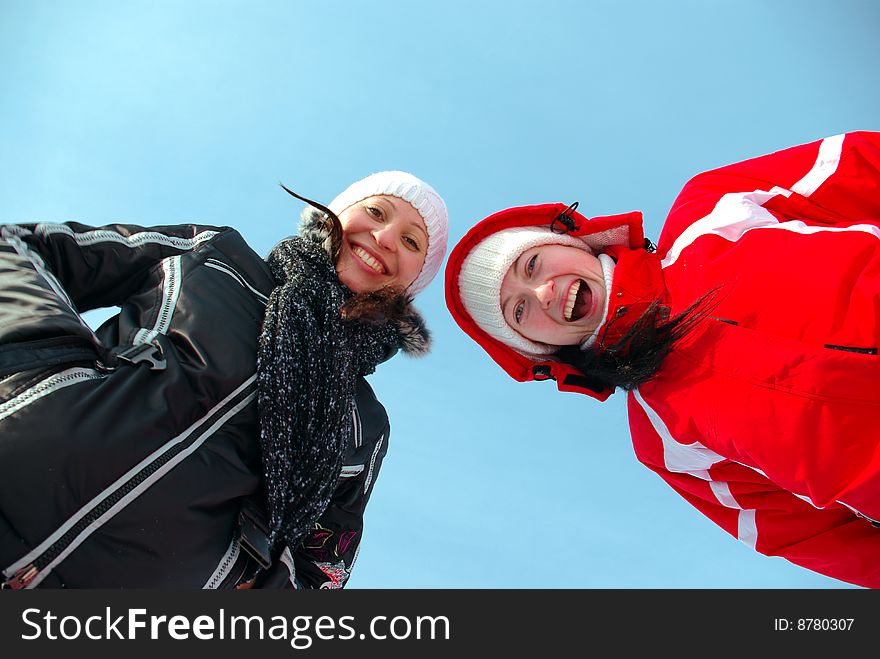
658, 130, 880, 254
641, 460, 880, 589
628, 392, 880, 589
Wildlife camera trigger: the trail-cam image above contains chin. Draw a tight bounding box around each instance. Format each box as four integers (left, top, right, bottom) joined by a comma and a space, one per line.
337, 271, 362, 293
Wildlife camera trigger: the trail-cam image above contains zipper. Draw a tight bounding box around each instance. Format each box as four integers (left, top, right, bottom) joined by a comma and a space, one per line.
0, 367, 106, 423
34, 224, 219, 251
364, 434, 384, 494
132, 256, 181, 346
824, 344, 877, 355
204, 536, 242, 589
225, 557, 250, 590
2, 431, 196, 588
153, 257, 179, 336
2, 376, 257, 589
713, 318, 878, 354
2, 565, 38, 589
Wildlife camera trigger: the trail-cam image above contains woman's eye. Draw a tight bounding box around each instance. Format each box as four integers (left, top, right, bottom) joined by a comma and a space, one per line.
367, 206, 382, 219
403, 236, 421, 250
526, 254, 538, 275
514, 301, 524, 324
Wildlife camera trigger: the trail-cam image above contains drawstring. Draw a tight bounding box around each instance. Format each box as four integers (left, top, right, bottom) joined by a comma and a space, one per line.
548, 201, 657, 255
550, 201, 579, 234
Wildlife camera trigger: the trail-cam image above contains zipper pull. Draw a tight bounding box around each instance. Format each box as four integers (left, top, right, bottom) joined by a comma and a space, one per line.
2, 564, 38, 589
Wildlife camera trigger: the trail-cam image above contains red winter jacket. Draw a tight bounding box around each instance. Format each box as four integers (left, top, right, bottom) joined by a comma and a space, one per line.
446, 131, 880, 588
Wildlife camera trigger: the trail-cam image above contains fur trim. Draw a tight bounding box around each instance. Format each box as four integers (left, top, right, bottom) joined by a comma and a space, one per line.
396, 308, 431, 357
299, 206, 336, 255
299, 206, 431, 356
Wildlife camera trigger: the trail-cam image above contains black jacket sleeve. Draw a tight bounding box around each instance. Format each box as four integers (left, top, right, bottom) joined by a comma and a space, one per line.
0, 221, 227, 312
1, 221, 231, 375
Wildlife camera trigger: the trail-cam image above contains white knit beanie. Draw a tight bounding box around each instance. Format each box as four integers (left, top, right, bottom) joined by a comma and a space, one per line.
329, 171, 449, 296
458, 226, 593, 356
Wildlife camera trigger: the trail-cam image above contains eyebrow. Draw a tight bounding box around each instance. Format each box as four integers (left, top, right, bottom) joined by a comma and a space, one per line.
512, 252, 525, 279
500, 253, 525, 324
501, 294, 512, 325
383, 197, 428, 241
410, 220, 428, 241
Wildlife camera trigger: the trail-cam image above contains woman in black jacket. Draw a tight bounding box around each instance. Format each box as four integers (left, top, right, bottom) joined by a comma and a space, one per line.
0, 170, 448, 589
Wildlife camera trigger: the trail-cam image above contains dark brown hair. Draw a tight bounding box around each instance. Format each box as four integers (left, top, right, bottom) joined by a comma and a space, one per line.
557, 291, 719, 391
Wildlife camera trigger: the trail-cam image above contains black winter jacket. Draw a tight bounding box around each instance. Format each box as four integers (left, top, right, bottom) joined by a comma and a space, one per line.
0, 220, 413, 588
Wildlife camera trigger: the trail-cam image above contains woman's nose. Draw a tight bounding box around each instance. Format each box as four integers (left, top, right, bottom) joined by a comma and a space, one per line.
373, 225, 397, 252
534, 280, 555, 308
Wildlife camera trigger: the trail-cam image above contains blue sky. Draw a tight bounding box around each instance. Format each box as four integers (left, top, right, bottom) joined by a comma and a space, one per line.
1, 0, 877, 588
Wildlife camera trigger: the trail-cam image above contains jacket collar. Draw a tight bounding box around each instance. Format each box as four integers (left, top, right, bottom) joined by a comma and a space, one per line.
598, 244, 667, 348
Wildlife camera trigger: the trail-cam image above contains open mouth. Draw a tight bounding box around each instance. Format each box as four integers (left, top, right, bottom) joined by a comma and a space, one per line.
351, 245, 386, 275
564, 279, 592, 322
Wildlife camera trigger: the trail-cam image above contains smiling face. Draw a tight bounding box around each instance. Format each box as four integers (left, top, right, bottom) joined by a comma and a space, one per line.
500, 243, 607, 346
334, 195, 429, 293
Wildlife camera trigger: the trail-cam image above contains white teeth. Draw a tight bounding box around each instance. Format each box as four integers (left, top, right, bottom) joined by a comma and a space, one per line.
352, 246, 383, 273
564, 280, 581, 321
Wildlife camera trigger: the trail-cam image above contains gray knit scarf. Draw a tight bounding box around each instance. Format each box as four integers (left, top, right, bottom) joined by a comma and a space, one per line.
257, 217, 428, 550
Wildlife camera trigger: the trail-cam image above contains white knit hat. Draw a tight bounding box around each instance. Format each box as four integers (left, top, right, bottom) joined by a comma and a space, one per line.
458, 226, 593, 356
329, 171, 448, 296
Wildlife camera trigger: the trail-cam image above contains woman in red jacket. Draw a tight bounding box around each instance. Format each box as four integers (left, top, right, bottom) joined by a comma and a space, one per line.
445, 131, 880, 588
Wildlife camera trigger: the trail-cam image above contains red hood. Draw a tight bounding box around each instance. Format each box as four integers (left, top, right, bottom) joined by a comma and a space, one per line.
444, 203, 646, 401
